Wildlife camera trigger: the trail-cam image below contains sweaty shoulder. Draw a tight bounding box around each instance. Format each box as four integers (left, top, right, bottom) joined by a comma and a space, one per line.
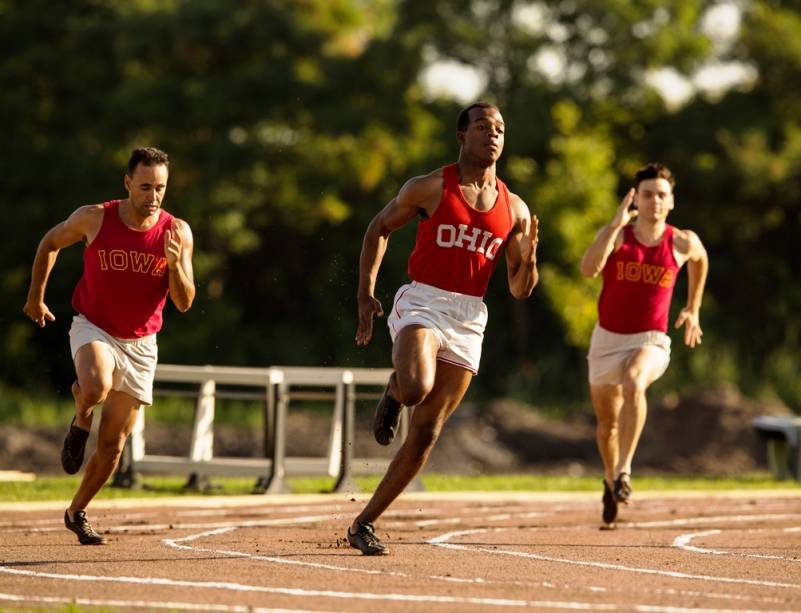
396, 168, 445, 217
672, 227, 704, 265
171, 217, 193, 241
68, 204, 106, 244
509, 192, 531, 225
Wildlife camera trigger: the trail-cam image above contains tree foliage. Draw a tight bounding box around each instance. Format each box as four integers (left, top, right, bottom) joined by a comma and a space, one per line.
1, 0, 799, 411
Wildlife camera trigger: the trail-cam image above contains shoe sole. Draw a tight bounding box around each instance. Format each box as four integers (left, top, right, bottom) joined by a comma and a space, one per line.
372, 387, 402, 446
602, 481, 618, 525
346, 531, 389, 556
61, 418, 90, 475
64, 512, 105, 545
614, 475, 632, 504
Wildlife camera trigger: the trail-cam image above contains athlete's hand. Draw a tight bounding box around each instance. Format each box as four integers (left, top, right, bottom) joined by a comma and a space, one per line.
164, 220, 183, 270
23, 300, 55, 328
611, 188, 637, 229
675, 307, 703, 348
356, 293, 384, 346
520, 214, 539, 264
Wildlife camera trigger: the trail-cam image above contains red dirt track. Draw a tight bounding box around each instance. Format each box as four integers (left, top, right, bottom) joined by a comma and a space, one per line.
1, 490, 800, 612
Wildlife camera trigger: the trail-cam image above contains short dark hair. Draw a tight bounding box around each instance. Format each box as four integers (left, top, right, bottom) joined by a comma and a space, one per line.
127, 147, 169, 176
457, 102, 498, 132
634, 162, 674, 189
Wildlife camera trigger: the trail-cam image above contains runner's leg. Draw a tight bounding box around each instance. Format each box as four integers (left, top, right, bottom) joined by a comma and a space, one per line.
353, 360, 472, 528
72, 342, 116, 430
590, 384, 623, 488
615, 345, 669, 477
68, 389, 141, 518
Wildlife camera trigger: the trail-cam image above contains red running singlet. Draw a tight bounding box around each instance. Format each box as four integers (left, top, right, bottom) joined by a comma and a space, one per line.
598, 224, 680, 334
407, 163, 514, 297
72, 200, 174, 339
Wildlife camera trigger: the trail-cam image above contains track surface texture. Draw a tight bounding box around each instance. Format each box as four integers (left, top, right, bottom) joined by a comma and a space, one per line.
0, 490, 800, 612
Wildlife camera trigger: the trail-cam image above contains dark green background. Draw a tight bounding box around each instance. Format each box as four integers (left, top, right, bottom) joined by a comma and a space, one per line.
2, 0, 799, 412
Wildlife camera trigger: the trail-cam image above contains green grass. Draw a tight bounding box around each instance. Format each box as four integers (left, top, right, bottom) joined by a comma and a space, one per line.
0, 472, 797, 503
0, 387, 355, 429
423, 473, 801, 491
0, 384, 74, 427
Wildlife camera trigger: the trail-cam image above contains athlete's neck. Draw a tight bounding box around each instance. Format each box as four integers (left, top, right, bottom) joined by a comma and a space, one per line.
118, 199, 161, 231
456, 157, 496, 189
633, 219, 667, 245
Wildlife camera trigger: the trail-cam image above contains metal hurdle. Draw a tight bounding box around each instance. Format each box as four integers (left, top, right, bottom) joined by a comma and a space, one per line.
752, 415, 801, 481
113, 364, 409, 493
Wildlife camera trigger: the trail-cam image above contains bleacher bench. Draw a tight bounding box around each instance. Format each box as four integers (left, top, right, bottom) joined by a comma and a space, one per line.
752, 415, 801, 481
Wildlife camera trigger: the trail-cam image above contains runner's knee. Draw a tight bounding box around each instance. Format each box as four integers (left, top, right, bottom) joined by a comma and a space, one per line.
78, 378, 112, 406
621, 373, 647, 398
597, 419, 618, 440
395, 375, 434, 407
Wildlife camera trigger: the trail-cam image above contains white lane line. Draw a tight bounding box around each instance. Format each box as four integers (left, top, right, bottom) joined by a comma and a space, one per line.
673, 530, 727, 555
163, 525, 794, 603
397, 517, 463, 528
0, 567, 646, 609
163, 513, 801, 602
673, 530, 801, 562
16, 513, 339, 535
0, 591, 327, 612
1, 571, 789, 613
162, 513, 556, 584
7, 505, 528, 534
428, 528, 801, 589
399, 511, 543, 528
0, 504, 351, 530
624, 514, 801, 529
4, 505, 800, 611
165, 527, 406, 578
172, 504, 349, 518
165, 525, 529, 586
4, 500, 794, 531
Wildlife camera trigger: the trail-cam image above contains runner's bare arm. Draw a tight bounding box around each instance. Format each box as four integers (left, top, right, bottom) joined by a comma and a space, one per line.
23, 205, 104, 327
505, 194, 539, 299
355, 171, 444, 346
673, 229, 708, 348
580, 189, 636, 277
165, 218, 195, 312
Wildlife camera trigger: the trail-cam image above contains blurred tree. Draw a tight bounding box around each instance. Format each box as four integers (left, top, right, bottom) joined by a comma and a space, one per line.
1, 0, 798, 412
1, 0, 439, 389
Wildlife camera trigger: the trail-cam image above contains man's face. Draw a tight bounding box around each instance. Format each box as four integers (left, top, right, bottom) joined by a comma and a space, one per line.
124, 163, 169, 218
458, 106, 505, 165
634, 178, 674, 221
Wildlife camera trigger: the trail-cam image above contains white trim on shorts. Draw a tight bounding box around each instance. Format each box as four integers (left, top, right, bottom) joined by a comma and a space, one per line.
387, 281, 488, 375
586, 323, 671, 386
69, 314, 158, 405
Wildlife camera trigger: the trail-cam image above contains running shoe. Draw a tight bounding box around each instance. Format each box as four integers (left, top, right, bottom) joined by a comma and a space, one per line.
614, 472, 632, 504
64, 510, 105, 545
602, 480, 618, 527
61, 418, 89, 475
347, 521, 388, 556
373, 385, 403, 446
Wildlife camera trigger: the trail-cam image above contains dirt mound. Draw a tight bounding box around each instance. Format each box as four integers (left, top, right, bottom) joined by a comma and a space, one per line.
427, 384, 790, 475
635, 384, 790, 474
0, 385, 791, 477
428, 399, 598, 474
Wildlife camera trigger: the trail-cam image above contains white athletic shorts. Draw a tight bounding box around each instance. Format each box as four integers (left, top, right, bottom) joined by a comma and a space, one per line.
387, 281, 488, 374
587, 323, 671, 386
69, 314, 158, 405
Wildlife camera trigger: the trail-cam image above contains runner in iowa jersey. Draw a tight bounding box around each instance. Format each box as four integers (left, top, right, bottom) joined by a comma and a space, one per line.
24, 147, 195, 545
580, 162, 708, 529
